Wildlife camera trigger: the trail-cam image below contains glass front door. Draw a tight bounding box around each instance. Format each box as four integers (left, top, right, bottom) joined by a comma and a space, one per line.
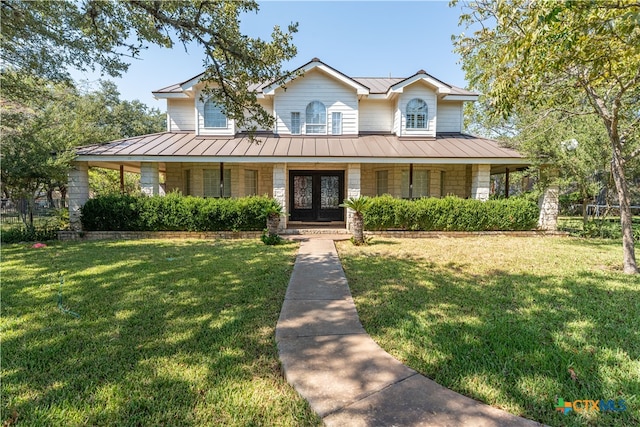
289, 171, 344, 222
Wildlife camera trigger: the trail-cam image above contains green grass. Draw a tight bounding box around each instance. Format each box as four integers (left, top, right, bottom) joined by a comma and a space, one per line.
337, 237, 640, 427
1, 239, 321, 426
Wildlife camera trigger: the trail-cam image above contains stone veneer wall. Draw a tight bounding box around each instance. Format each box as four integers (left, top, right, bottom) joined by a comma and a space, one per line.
164, 163, 273, 197
59, 231, 261, 241
361, 164, 469, 198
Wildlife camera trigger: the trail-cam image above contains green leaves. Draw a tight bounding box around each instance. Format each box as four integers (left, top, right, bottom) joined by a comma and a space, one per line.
2, 0, 298, 132
454, 0, 640, 273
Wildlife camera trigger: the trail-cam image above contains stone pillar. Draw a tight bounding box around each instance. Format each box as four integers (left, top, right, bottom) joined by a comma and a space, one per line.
471, 164, 491, 201
346, 163, 361, 231
538, 168, 559, 230
273, 163, 287, 230
68, 162, 89, 230
140, 162, 160, 196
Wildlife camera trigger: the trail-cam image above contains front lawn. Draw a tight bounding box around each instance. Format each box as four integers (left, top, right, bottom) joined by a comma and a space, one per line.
1, 239, 320, 426
337, 237, 639, 427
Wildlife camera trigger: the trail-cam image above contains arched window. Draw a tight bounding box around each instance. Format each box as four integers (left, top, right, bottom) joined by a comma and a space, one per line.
203, 99, 227, 128
305, 101, 326, 134
406, 98, 428, 129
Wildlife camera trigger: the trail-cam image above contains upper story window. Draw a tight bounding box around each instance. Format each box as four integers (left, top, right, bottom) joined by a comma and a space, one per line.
331, 112, 342, 135
203, 99, 227, 128
406, 98, 428, 129
291, 112, 301, 135
305, 101, 326, 134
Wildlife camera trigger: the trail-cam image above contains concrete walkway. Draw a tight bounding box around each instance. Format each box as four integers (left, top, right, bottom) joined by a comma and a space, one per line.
276, 238, 543, 427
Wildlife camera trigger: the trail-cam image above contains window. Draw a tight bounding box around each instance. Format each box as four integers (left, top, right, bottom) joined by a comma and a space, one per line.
402, 169, 430, 198
203, 99, 227, 128
376, 170, 388, 196
331, 112, 342, 135
203, 169, 231, 197
406, 98, 428, 129
440, 171, 445, 197
183, 169, 191, 196
305, 101, 326, 134
245, 169, 258, 196
291, 112, 301, 135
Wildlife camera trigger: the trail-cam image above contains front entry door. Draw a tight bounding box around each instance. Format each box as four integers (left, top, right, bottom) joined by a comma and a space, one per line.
289, 171, 344, 222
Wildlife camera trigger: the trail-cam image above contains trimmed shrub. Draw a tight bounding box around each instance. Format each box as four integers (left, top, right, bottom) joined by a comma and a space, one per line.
363, 196, 539, 231
81, 193, 280, 232
1, 225, 59, 243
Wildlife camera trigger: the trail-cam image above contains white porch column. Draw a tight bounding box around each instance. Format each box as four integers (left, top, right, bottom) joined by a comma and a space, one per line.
346, 163, 361, 231
471, 164, 491, 201
68, 162, 89, 230
272, 163, 287, 230
140, 162, 160, 196
538, 168, 559, 230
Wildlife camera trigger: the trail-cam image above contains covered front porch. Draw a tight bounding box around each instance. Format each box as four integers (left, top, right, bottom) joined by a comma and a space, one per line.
69, 159, 534, 232
68, 131, 560, 231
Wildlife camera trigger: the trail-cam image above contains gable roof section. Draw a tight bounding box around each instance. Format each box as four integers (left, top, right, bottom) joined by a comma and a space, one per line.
262, 58, 370, 95
152, 59, 479, 100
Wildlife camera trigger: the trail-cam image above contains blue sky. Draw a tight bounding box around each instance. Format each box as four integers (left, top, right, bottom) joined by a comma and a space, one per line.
72, 1, 470, 110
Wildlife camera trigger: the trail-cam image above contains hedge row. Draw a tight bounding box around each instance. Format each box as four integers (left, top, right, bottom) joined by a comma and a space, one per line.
80, 193, 280, 231
364, 195, 539, 231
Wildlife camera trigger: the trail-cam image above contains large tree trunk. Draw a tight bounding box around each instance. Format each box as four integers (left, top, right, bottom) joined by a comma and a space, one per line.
610, 140, 638, 274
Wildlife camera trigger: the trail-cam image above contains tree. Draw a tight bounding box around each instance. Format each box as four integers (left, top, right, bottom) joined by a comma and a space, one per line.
454, 1, 640, 274
1, 0, 298, 131
0, 76, 76, 226
340, 196, 371, 245
0, 74, 165, 224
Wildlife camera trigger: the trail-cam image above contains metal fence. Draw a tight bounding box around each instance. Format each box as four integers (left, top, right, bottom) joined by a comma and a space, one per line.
0, 199, 61, 225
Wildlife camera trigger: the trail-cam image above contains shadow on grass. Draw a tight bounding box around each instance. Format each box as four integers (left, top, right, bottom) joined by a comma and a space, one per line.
1, 239, 320, 426
340, 245, 640, 427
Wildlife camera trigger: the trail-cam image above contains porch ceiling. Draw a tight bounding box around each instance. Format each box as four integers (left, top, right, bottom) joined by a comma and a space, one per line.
76, 131, 530, 166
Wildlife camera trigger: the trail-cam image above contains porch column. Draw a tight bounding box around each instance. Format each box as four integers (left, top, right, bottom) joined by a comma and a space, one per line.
471, 164, 491, 201
538, 167, 559, 231
68, 161, 89, 230
273, 163, 287, 230
140, 162, 160, 196
346, 163, 361, 231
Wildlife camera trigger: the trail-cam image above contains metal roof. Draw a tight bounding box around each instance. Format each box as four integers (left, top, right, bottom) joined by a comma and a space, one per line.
76, 132, 526, 165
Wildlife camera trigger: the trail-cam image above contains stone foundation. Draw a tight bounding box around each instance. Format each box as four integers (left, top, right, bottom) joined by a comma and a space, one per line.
58, 230, 262, 241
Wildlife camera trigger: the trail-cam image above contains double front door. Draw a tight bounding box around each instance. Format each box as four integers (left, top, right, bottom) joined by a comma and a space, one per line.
289, 171, 344, 222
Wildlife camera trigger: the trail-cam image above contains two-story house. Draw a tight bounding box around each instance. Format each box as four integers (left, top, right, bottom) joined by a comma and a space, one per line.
70, 58, 532, 230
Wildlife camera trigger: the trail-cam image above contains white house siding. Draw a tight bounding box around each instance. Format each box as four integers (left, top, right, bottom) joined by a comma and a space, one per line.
240, 98, 274, 132
167, 99, 195, 131
395, 83, 437, 137
195, 89, 235, 136
436, 101, 463, 133
274, 69, 358, 135
358, 99, 393, 133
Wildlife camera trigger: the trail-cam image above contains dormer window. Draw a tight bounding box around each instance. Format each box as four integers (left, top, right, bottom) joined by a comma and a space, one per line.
305, 101, 326, 134
203, 99, 227, 128
406, 98, 428, 129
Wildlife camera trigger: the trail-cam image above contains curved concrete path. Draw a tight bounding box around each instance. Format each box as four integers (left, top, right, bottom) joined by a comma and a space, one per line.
276, 238, 543, 427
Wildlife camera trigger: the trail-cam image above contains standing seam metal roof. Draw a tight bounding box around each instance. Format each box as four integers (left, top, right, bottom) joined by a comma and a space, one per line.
76, 132, 523, 160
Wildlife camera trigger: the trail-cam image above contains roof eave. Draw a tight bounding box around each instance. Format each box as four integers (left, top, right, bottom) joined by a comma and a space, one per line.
152, 93, 190, 99
442, 95, 479, 101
